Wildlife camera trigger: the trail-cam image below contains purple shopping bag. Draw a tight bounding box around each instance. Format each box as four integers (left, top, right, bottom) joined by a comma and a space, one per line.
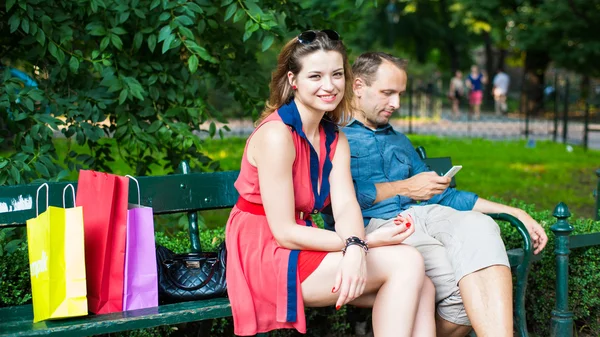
123, 175, 158, 311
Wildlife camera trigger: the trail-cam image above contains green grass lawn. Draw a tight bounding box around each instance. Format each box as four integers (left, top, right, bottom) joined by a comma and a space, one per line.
9, 135, 600, 220
201, 135, 600, 219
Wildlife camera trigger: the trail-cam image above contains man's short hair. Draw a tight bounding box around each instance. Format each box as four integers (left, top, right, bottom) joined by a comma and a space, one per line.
352, 52, 408, 86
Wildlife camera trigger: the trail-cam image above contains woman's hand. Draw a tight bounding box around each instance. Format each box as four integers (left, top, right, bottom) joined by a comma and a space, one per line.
332, 245, 367, 309
366, 214, 415, 248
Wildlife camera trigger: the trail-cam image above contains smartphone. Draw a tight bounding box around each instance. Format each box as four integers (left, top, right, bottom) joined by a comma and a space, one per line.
443, 165, 462, 179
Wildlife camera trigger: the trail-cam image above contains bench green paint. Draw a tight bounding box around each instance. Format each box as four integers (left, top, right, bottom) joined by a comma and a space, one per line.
415, 146, 533, 337
549, 202, 600, 337
0, 162, 242, 337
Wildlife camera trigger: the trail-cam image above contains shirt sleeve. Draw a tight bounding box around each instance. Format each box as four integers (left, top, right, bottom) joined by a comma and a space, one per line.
353, 179, 377, 209
427, 187, 479, 211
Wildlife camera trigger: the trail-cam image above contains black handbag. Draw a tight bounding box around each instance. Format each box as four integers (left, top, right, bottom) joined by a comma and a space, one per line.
156, 242, 227, 304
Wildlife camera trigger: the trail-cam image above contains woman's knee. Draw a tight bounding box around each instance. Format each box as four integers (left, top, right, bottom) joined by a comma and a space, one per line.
373, 244, 425, 275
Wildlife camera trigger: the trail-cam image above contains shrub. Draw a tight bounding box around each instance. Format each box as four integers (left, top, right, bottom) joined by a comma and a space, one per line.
494, 199, 600, 336
1, 200, 599, 336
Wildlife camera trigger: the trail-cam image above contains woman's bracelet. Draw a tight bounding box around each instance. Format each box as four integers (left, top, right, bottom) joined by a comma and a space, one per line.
342, 236, 369, 255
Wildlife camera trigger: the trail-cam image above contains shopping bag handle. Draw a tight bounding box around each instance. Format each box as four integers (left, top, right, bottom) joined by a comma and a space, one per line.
62, 184, 76, 208
125, 175, 140, 205
36, 183, 49, 216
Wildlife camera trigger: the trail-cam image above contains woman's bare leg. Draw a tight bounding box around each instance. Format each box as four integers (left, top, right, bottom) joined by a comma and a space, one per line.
301, 245, 432, 337
411, 277, 436, 337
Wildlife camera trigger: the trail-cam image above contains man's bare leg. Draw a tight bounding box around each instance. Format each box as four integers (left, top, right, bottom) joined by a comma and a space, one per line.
459, 265, 513, 337
436, 314, 472, 337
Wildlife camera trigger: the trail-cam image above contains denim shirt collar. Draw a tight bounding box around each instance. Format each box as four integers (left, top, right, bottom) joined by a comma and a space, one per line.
347, 118, 397, 134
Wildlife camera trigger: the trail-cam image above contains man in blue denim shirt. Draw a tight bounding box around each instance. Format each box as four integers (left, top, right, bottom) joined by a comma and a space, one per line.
331, 52, 548, 337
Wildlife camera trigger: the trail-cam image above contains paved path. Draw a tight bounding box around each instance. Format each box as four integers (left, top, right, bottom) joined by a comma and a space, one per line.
213, 111, 600, 150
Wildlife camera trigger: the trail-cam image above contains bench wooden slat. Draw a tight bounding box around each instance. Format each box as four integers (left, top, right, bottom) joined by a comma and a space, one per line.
0, 171, 240, 228
0, 298, 231, 337
569, 232, 600, 249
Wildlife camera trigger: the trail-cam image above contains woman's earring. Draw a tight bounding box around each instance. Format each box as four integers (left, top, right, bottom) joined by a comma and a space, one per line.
292, 85, 297, 90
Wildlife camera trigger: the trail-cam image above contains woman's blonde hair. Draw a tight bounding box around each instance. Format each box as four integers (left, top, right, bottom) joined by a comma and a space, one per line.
257, 31, 354, 126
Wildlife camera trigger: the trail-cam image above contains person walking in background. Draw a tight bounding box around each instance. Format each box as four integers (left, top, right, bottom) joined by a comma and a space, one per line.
465, 65, 486, 120
448, 70, 465, 119
493, 68, 510, 115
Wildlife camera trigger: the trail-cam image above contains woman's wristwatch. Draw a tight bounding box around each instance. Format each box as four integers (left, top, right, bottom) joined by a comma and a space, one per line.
342, 236, 369, 255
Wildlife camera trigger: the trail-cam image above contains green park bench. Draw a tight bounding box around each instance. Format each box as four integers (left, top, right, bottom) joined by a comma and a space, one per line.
0, 162, 242, 337
415, 146, 533, 337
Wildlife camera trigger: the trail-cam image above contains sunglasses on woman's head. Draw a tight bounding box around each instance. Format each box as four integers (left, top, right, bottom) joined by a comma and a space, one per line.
297, 29, 341, 44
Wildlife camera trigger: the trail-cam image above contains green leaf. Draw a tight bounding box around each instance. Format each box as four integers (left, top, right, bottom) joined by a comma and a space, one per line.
158, 25, 172, 42
21, 18, 30, 34
34, 162, 50, 177
187, 3, 204, 14
147, 34, 157, 52
8, 14, 20, 33
188, 54, 199, 74
48, 42, 58, 59
110, 34, 123, 50
224, 3, 237, 21
221, 0, 234, 6
69, 56, 80, 73
150, 0, 160, 10
162, 34, 174, 54
261, 35, 274, 51
119, 11, 130, 23
6, 0, 16, 11
243, 30, 252, 42
111, 27, 127, 35
355, 0, 364, 7
100, 36, 110, 51
87, 23, 107, 36
233, 8, 245, 23
147, 120, 162, 133
133, 32, 143, 50
209, 121, 216, 137
179, 26, 194, 39
118, 89, 128, 104
177, 15, 194, 26
159, 12, 170, 22
9, 165, 20, 184
36, 29, 46, 45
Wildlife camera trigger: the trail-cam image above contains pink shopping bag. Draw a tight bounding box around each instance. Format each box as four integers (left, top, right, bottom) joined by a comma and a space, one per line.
122, 175, 158, 310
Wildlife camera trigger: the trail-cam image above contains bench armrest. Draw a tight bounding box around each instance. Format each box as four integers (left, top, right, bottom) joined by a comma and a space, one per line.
487, 212, 532, 337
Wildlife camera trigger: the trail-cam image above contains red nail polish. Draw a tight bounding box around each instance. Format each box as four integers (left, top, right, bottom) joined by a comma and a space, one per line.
406, 222, 411, 228
336, 305, 341, 310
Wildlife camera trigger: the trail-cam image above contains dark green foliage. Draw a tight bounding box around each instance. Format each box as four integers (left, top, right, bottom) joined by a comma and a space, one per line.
2, 201, 599, 335
0, 228, 31, 307
494, 199, 600, 336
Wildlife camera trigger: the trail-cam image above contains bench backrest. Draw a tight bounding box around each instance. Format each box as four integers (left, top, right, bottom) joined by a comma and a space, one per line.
0, 163, 241, 229
415, 146, 457, 188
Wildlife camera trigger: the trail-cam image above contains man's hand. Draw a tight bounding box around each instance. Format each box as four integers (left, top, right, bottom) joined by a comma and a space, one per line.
516, 210, 548, 255
405, 171, 450, 200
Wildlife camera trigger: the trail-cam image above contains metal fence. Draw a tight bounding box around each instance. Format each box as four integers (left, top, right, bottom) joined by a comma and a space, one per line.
391, 76, 600, 150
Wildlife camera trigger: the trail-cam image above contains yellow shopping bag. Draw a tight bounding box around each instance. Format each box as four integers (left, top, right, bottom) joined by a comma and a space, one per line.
26, 183, 88, 323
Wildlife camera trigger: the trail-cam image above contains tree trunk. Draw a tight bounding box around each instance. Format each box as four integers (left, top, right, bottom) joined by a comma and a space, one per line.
483, 31, 494, 109
521, 50, 550, 116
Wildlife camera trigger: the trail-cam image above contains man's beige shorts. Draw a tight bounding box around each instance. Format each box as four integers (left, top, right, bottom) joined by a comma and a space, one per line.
366, 204, 510, 326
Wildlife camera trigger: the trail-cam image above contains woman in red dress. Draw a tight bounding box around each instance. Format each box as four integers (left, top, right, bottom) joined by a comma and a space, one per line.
225, 30, 435, 337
